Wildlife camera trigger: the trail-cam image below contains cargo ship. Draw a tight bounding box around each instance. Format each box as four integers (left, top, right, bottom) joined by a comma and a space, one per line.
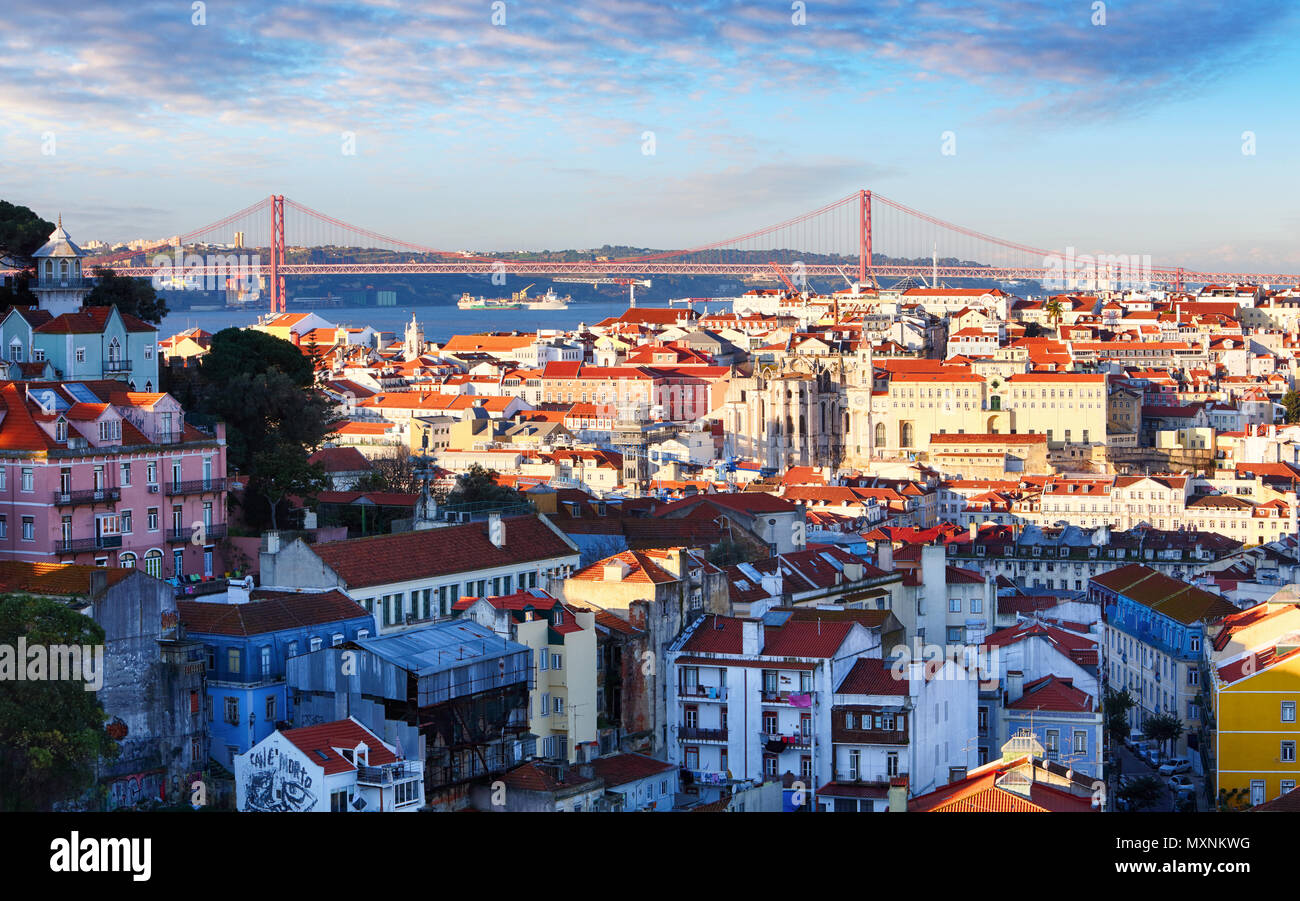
458, 293, 524, 310
458, 283, 570, 310
526, 288, 570, 310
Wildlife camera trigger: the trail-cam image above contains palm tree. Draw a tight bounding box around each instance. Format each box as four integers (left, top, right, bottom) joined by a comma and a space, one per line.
1044, 297, 1065, 332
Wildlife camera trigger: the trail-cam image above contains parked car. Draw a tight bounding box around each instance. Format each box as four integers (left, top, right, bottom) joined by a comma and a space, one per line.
1159, 759, 1192, 776
1169, 774, 1194, 793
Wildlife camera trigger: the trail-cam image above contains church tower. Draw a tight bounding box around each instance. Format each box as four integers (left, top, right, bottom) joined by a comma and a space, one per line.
403, 312, 424, 362
30, 217, 91, 317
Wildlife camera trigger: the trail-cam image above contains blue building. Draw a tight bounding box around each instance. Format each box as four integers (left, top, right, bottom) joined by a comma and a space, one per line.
178, 589, 374, 767
1003, 675, 1104, 777
1092, 563, 1235, 756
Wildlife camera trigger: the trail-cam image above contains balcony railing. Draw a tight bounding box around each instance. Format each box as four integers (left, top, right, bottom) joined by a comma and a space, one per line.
166, 523, 227, 543
679, 726, 728, 743
52, 487, 121, 507
102, 359, 132, 373
679, 685, 728, 702
164, 478, 227, 497
764, 732, 811, 750
356, 761, 422, 786
56, 535, 123, 553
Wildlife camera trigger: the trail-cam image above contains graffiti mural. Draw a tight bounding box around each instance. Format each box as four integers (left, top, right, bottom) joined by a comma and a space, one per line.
106, 770, 166, 810
244, 745, 317, 812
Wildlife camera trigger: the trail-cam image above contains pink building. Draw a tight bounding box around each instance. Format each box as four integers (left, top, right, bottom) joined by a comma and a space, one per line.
0, 379, 229, 579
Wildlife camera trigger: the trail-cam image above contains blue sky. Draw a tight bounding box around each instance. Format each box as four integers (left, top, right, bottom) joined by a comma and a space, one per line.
3, 0, 1298, 271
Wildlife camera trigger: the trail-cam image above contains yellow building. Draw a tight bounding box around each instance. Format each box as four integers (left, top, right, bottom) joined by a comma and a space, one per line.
1206, 598, 1300, 807
454, 590, 599, 763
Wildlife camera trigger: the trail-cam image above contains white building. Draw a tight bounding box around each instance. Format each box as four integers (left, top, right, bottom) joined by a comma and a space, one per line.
236, 717, 423, 812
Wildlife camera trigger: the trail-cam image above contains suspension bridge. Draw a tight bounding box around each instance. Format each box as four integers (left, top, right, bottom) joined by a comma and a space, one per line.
84, 191, 1300, 314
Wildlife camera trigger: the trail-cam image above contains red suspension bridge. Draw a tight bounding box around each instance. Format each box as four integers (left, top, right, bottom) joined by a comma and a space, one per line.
86, 191, 1300, 314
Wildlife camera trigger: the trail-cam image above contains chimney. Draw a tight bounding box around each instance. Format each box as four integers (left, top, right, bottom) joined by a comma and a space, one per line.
602, 558, 631, 582
742, 619, 764, 655
875, 540, 894, 573
488, 512, 505, 548
264, 530, 281, 554
1007, 670, 1024, 704
888, 775, 909, 812
968, 521, 977, 543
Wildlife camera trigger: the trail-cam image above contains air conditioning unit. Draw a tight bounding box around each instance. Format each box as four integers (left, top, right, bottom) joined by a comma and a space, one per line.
148, 485, 160, 494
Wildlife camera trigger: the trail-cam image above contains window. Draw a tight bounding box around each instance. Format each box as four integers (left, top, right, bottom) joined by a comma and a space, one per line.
148, 508, 159, 531
332, 633, 344, 646
147, 462, 157, 484
1283, 741, 1297, 763
848, 749, 860, 780
331, 789, 349, 813
1045, 729, 1059, 754
1282, 780, 1297, 797
539, 650, 549, 671
886, 752, 899, 777
120, 509, 132, 533
20, 517, 33, 541
554, 696, 564, 715
540, 693, 550, 717
287, 641, 299, 658
1073, 730, 1087, 753
685, 747, 699, 769
227, 648, 241, 674
20, 468, 32, 492
949, 597, 962, 613
551, 652, 562, 670
75, 347, 85, 363
266, 695, 276, 721
260, 646, 271, 677
224, 697, 239, 724
309, 637, 322, 652
1283, 701, 1296, 723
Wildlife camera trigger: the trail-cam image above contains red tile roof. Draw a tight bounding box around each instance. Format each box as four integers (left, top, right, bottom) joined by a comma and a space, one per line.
310, 514, 576, 589
1006, 675, 1094, 713
178, 590, 369, 636
588, 752, 676, 787
280, 718, 399, 775
836, 657, 909, 696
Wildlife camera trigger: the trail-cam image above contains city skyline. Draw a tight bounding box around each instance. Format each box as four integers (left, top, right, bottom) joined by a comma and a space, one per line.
3, 1, 1298, 271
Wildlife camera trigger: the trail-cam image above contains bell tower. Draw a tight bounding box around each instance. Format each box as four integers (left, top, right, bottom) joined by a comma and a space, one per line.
30, 216, 92, 317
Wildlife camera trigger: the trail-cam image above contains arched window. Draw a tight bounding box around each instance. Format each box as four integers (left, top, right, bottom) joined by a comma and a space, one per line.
900, 422, 914, 447
143, 550, 163, 579
119, 552, 136, 569
875, 422, 887, 447
8, 339, 21, 363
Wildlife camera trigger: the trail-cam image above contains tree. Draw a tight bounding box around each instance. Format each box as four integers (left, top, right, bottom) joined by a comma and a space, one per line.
83, 267, 168, 324
706, 537, 758, 567
445, 464, 526, 508
1043, 296, 1065, 331
1104, 687, 1136, 745
1144, 711, 1184, 763
0, 594, 118, 811
354, 451, 422, 495
193, 329, 333, 530
0, 201, 54, 307
1283, 389, 1300, 424
1118, 774, 1164, 812
251, 445, 328, 531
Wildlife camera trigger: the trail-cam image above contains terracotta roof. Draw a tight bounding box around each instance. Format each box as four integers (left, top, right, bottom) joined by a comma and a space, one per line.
280, 718, 399, 775
308, 446, 373, 473
309, 514, 575, 589
836, 657, 909, 696
1006, 675, 1094, 713
588, 752, 676, 787
0, 560, 134, 596
178, 590, 369, 636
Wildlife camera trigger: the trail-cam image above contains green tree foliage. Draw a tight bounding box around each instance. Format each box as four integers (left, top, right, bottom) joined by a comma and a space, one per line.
1144, 711, 1184, 762
194, 328, 332, 530
0, 594, 118, 811
1118, 774, 1164, 812
0, 201, 55, 306
1103, 687, 1136, 745
445, 463, 526, 508
1283, 389, 1300, 424
83, 267, 169, 324
707, 537, 757, 567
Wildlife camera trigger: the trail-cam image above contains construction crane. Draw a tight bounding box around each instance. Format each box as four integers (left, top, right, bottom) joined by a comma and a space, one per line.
553, 277, 651, 307
769, 262, 797, 293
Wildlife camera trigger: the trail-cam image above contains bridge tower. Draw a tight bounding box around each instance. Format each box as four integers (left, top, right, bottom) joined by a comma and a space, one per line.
270, 194, 286, 314
858, 189, 872, 286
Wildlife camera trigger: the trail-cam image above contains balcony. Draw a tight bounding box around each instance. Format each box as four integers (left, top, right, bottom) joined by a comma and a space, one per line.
102, 359, 132, 375
679, 726, 728, 743
56, 535, 123, 553
679, 684, 728, 702
356, 761, 423, 786
164, 478, 228, 497
52, 487, 121, 507
166, 523, 227, 544
764, 732, 811, 750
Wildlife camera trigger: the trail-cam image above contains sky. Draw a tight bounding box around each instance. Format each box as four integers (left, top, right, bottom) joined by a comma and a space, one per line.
3, 0, 1298, 272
